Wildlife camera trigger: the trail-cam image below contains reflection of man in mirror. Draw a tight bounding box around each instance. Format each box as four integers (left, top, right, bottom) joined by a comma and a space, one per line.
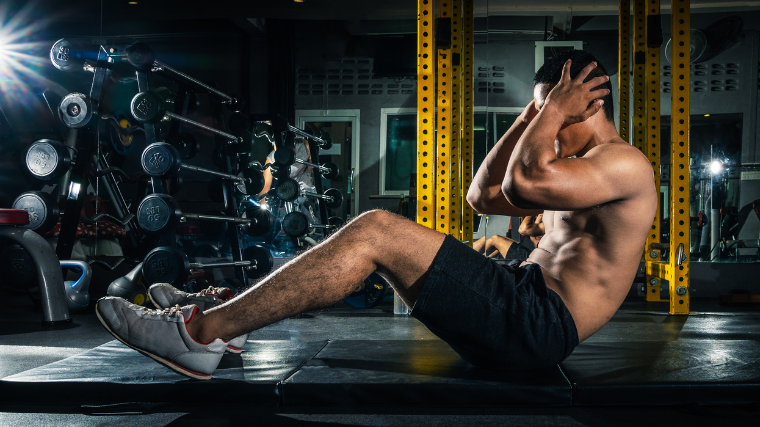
473, 214, 544, 260
96, 50, 658, 379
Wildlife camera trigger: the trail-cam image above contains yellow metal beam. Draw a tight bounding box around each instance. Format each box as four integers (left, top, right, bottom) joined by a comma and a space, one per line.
449, 0, 462, 237
417, 0, 435, 228
644, 0, 662, 301
618, 0, 631, 143
645, 260, 672, 281
669, 0, 691, 315
436, 0, 453, 233
632, 0, 647, 154
461, 0, 475, 246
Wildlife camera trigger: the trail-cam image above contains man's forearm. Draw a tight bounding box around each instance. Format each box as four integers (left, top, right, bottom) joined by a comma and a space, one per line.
504, 106, 564, 202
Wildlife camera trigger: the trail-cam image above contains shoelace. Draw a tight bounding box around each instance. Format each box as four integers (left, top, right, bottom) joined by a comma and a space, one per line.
196, 286, 224, 297
142, 304, 183, 318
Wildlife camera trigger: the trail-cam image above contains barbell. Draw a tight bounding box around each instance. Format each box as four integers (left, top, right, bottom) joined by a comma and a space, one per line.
141, 142, 264, 196
136, 193, 272, 237
281, 212, 345, 238
274, 178, 343, 210
142, 245, 273, 287
273, 147, 339, 180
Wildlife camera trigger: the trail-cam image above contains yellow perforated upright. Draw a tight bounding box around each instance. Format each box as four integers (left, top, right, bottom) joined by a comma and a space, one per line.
632, 0, 647, 153
668, 0, 691, 315
436, 0, 453, 234
417, 0, 435, 229
460, 0, 475, 246
644, 0, 663, 301
449, 1, 462, 237
618, 0, 631, 143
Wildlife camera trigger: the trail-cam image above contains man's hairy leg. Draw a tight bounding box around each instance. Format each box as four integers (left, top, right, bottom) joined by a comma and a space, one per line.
472, 236, 487, 254
187, 210, 446, 343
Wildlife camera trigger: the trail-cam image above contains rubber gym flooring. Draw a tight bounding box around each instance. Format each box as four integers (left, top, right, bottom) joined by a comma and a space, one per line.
1, 291, 759, 427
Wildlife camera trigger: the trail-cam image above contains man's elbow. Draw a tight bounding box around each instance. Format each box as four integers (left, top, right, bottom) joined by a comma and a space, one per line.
466, 189, 485, 213
501, 179, 533, 210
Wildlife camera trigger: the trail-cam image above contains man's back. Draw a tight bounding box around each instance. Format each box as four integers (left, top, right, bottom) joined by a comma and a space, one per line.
523, 141, 657, 341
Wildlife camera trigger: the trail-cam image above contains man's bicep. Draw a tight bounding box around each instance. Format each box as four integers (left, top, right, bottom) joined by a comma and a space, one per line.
510, 151, 645, 211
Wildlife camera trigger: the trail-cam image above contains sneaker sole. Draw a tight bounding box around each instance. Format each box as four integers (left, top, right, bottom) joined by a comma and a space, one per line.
95, 303, 213, 381
226, 345, 243, 354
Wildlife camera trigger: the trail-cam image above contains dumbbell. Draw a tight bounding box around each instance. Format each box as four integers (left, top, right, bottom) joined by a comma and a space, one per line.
273, 147, 339, 180
274, 178, 343, 209
281, 212, 346, 238
142, 245, 273, 286
23, 139, 74, 181
141, 142, 264, 196
12, 191, 59, 233
130, 91, 251, 152
136, 193, 272, 237
59, 92, 93, 128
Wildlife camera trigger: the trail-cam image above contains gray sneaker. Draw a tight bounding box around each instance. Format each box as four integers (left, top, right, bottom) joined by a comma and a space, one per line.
96, 296, 226, 380
148, 284, 249, 354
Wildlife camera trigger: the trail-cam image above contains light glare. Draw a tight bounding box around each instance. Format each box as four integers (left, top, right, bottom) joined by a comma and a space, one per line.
710, 160, 723, 175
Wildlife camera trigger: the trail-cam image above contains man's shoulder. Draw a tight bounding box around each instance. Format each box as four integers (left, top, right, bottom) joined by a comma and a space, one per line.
587, 140, 651, 169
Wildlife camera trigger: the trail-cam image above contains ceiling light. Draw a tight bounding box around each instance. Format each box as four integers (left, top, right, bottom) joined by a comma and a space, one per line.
128, 1, 139, 4
294, 0, 304, 3
704, 114, 710, 117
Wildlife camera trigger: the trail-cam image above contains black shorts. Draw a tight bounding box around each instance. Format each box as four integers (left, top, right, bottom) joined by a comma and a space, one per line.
505, 241, 532, 261
411, 235, 579, 371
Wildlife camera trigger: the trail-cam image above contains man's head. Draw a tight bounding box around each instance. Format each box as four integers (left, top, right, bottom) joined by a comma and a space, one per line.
533, 50, 615, 124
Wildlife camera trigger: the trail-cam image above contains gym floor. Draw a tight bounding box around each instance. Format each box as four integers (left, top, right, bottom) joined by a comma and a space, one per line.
1, 291, 759, 427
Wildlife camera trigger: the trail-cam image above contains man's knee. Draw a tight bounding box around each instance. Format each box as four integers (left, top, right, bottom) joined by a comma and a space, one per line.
352, 209, 397, 231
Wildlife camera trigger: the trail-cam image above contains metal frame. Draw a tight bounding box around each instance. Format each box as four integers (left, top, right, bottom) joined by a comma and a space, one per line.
461, 0, 475, 246
379, 107, 417, 196
436, 0, 454, 234
417, 0, 436, 229
449, 0, 463, 237
295, 109, 361, 218
618, 0, 631, 143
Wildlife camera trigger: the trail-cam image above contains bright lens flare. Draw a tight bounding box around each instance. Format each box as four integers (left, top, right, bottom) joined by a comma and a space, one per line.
0, 1, 62, 107
710, 160, 723, 175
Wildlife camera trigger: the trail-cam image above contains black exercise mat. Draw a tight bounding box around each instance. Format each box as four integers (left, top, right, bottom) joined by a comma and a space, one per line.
0, 339, 327, 407
560, 339, 760, 405
281, 340, 572, 407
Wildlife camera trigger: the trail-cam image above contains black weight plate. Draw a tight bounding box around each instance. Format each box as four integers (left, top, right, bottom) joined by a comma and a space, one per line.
232, 129, 253, 153
208, 176, 225, 203
327, 216, 345, 233
274, 178, 300, 202
227, 112, 250, 134
242, 206, 273, 237
136, 193, 181, 235
177, 132, 199, 160
212, 145, 229, 169
274, 147, 295, 167
243, 245, 273, 279
25, 139, 71, 180
168, 175, 183, 195
243, 168, 265, 195
199, 210, 228, 237
141, 142, 181, 177
320, 161, 339, 180
131, 91, 166, 124
125, 42, 156, 71
323, 188, 343, 210
319, 131, 333, 150
154, 87, 175, 115
282, 211, 309, 237
12, 191, 58, 233
142, 246, 187, 286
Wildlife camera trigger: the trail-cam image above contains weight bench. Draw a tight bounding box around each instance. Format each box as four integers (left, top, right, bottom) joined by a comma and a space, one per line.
0, 209, 70, 324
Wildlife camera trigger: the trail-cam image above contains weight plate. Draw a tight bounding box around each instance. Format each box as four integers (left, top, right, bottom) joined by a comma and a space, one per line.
50, 39, 83, 72
282, 211, 309, 237
141, 142, 181, 177
242, 168, 265, 196
136, 193, 181, 235
125, 42, 156, 71
142, 246, 187, 286
154, 87, 175, 115
242, 245, 273, 279
227, 112, 251, 134
243, 207, 273, 237
323, 188, 343, 210
199, 210, 228, 237
131, 91, 166, 124
344, 272, 389, 309
58, 93, 92, 128
169, 175, 183, 195
25, 139, 70, 180
231, 129, 252, 153
274, 178, 300, 202
177, 132, 199, 159
223, 94, 246, 113
327, 216, 345, 232
12, 191, 59, 233
319, 132, 333, 151
320, 161, 339, 180
274, 147, 296, 167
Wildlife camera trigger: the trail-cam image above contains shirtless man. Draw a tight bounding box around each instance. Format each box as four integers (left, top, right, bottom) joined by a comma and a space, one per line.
96, 50, 657, 379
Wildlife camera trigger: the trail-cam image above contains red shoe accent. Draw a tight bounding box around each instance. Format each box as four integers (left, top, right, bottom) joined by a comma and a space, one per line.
183, 306, 228, 346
